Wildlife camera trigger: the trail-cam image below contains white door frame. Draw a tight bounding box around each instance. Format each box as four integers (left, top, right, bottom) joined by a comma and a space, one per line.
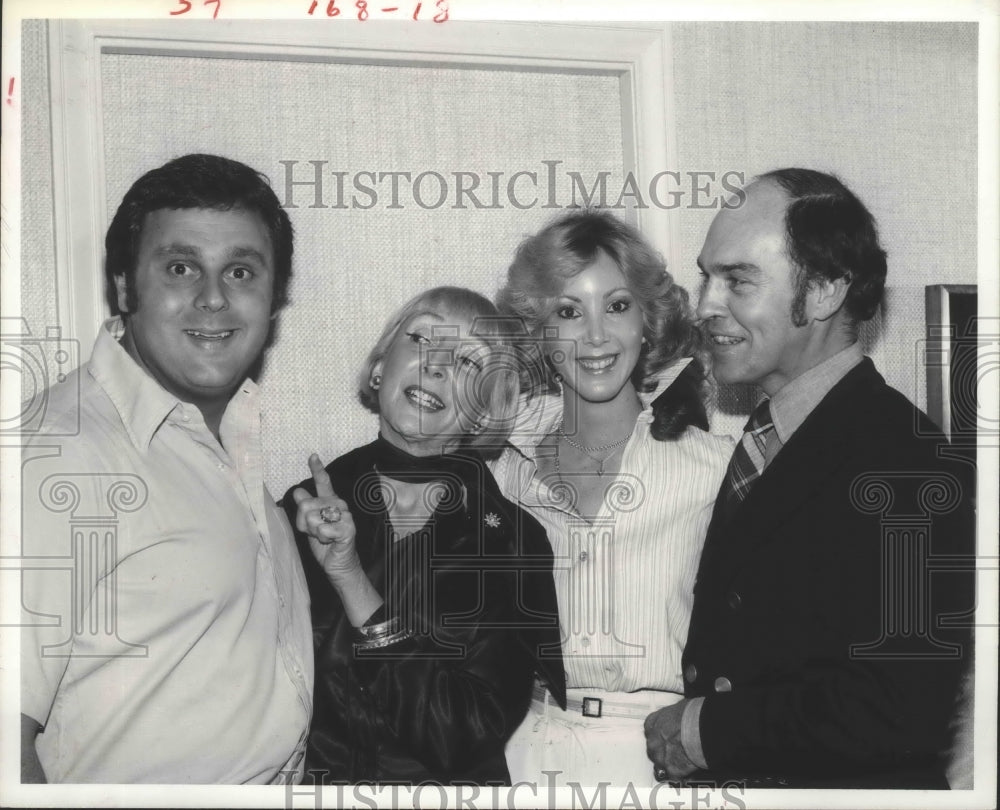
48, 18, 679, 353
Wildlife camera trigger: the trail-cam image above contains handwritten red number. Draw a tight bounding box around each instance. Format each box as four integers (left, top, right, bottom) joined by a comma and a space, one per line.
309, 0, 340, 15
170, 0, 217, 18
412, 1, 422, 19
433, 0, 448, 22
356, 0, 369, 20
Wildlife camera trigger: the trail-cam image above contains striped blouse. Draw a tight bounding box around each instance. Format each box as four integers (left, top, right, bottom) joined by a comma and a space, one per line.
491, 362, 732, 693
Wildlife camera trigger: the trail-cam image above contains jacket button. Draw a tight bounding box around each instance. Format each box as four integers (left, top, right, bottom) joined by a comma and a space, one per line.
714, 676, 732, 693
727, 591, 742, 610
684, 664, 698, 683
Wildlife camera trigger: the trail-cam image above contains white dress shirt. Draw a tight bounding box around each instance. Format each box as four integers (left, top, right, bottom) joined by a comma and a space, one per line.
21, 319, 313, 783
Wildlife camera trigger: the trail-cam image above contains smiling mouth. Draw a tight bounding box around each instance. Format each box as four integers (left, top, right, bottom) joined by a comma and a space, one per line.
577, 355, 618, 372
185, 329, 235, 342
405, 386, 445, 412
710, 334, 745, 347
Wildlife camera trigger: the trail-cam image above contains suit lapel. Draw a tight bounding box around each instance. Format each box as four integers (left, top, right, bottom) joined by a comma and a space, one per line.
707, 360, 883, 564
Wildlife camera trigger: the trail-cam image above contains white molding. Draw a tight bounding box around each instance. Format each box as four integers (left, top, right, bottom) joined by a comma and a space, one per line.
628, 22, 681, 276
49, 20, 111, 356
47, 19, 680, 347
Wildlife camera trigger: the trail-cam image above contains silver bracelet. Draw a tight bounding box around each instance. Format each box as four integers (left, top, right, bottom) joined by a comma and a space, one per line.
354, 628, 415, 650
354, 616, 400, 642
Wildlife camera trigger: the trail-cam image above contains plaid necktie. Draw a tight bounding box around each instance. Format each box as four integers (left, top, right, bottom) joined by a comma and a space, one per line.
720, 399, 773, 518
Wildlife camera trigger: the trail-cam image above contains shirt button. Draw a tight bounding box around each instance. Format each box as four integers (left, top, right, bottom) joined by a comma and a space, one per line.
727, 591, 743, 610
580, 637, 590, 647
714, 676, 733, 693
578, 550, 588, 562
684, 664, 698, 683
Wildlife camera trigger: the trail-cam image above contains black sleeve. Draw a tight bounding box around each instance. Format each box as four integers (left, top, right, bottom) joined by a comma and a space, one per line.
321, 551, 536, 777
295, 451, 562, 778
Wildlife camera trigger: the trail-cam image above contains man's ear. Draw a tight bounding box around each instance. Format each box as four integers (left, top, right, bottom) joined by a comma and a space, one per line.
114, 274, 130, 314
809, 275, 850, 322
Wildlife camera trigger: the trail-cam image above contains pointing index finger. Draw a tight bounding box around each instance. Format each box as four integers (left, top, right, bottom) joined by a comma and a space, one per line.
309, 453, 335, 498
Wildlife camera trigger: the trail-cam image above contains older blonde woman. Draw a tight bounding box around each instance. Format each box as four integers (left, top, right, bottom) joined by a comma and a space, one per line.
285, 286, 565, 785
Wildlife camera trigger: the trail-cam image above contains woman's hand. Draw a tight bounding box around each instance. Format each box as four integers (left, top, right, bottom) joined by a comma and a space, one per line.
292, 454, 361, 587
292, 455, 384, 626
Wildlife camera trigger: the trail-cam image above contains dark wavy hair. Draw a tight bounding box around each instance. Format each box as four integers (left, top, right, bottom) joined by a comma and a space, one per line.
759, 168, 887, 330
496, 208, 708, 440
104, 153, 294, 315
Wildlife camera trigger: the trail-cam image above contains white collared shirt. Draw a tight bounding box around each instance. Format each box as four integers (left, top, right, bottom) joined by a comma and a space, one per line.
21, 319, 313, 783
491, 362, 732, 692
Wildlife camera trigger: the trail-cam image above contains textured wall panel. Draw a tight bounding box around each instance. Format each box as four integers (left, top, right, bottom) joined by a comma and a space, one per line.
671, 21, 977, 435
101, 53, 625, 493
19, 20, 58, 338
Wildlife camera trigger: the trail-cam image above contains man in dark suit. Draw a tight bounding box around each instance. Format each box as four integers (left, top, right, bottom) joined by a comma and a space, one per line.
644, 168, 974, 788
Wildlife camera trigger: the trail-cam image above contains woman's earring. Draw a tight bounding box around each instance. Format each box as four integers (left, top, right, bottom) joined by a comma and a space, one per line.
370, 374, 381, 390
471, 422, 484, 434
553, 372, 563, 383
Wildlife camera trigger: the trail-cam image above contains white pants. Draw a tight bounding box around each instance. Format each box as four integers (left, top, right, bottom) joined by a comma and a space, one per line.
505, 686, 683, 789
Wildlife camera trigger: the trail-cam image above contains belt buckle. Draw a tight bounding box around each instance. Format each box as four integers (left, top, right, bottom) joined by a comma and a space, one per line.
582, 697, 602, 718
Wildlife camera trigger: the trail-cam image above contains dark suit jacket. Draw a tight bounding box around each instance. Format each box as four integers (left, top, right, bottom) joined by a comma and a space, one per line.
282, 442, 565, 785
682, 359, 975, 789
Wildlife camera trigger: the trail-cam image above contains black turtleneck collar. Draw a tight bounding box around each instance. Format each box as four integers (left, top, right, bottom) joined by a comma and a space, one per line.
372, 434, 480, 484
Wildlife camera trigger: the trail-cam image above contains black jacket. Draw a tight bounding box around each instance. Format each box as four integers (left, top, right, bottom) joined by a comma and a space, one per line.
283, 442, 565, 785
683, 359, 975, 788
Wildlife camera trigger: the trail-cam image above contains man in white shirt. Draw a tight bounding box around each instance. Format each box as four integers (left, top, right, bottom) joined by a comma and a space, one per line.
20, 154, 313, 783
645, 168, 974, 788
